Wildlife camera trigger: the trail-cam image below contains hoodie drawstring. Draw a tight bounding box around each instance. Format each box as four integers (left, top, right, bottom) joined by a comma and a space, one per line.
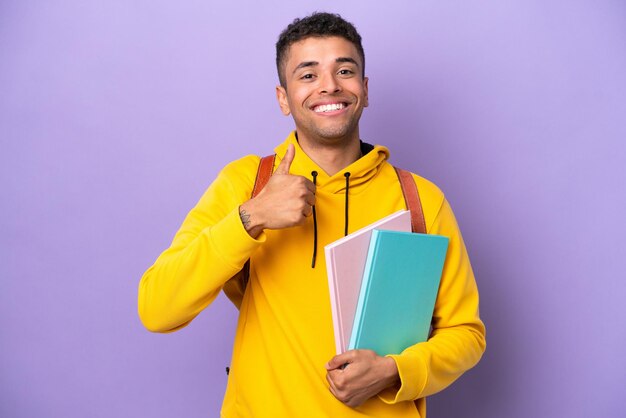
310, 171, 351, 269
311, 171, 318, 268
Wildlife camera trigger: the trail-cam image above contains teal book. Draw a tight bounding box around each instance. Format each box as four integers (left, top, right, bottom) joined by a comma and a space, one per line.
348, 230, 449, 356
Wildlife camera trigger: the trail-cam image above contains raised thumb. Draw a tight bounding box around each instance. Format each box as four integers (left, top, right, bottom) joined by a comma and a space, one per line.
275, 143, 295, 175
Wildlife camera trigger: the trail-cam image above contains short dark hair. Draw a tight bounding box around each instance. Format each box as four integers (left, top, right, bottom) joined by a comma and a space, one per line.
275, 12, 365, 88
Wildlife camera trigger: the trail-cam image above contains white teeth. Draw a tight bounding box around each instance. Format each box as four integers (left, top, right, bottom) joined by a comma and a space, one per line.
314, 103, 345, 113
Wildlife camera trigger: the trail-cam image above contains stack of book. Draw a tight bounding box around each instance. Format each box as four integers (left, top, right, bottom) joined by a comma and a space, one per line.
325, 210, 449, 356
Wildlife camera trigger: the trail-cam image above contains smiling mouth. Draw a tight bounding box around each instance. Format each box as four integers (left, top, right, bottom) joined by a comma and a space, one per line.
312, 103, 347, 113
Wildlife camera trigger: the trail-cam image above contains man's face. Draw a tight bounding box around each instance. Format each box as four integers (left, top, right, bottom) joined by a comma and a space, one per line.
276, 36, 368, 147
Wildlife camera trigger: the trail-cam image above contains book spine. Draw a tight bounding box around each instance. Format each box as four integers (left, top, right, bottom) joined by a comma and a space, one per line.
348, 229, 381, 350
325, 250, 343, 355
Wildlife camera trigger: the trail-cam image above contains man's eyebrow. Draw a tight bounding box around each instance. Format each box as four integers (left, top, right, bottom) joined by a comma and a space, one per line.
293, 61, 318, 74
292, 57, 360, 75
336, 57, 359, 67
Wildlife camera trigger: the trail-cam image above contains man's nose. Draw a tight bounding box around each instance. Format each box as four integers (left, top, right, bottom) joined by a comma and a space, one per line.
318, 73, 341, 94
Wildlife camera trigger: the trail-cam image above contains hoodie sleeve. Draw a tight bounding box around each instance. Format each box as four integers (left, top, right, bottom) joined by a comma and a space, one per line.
377, 197, 486, 403
138, 157, 266, 333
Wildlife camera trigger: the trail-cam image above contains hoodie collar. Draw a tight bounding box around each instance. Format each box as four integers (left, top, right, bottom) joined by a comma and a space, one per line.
273, 131, 390, 194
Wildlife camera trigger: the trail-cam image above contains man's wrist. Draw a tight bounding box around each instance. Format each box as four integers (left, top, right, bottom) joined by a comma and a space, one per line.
239, 201, 264, 238
381, 356, 401, 390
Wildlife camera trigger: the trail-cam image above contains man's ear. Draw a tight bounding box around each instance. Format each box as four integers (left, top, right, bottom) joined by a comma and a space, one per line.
276, 85, 291, 116
363, 76, 369, 108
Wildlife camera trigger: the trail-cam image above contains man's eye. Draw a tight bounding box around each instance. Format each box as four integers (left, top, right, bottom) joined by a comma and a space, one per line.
301, 73, 315, 80
338, 69, 354, 75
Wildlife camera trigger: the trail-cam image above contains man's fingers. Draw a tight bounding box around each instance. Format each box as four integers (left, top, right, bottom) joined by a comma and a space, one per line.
326, 352, 354, 371
326, 371, 340, 394
304, 179, 316, 193
275, 143, 295, 175
305, 191, 316, 207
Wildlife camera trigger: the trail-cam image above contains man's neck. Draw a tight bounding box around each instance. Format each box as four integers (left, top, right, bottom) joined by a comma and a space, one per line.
296, 133, 362, 176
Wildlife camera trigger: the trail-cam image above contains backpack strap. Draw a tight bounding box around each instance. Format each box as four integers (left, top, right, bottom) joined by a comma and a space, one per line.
224, 155, 276, 309
243, 155, 276, 279
252, 154, 276, 198
394, 167, 427, 234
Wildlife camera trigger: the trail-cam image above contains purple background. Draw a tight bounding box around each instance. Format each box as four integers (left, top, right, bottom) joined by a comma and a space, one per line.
2, 1, 625, 417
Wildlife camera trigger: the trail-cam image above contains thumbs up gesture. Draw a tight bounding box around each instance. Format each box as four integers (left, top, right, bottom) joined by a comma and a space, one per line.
239, 144, 316, 238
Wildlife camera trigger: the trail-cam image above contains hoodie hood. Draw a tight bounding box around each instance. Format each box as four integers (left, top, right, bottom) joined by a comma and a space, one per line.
273, 131, 390, 195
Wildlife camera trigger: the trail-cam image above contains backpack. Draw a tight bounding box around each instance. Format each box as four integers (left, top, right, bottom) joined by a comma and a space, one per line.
222, 155, 426, 309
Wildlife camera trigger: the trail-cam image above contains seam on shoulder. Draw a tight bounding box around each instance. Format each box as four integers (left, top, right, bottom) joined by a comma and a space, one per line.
428, 193, 446, 233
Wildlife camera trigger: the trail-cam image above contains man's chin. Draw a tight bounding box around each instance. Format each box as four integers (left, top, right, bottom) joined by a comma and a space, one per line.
314, 125, 356, 142
295, 122, 360, 146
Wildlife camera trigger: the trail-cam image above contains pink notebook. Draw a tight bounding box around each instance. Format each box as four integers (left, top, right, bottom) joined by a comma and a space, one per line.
325, 210, 412, 354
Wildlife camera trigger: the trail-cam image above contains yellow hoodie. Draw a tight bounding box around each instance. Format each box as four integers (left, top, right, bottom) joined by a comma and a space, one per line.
138, 132, 486, 417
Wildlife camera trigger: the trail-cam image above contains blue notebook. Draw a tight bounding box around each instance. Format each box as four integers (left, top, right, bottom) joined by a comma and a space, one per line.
348, 230, 449, 355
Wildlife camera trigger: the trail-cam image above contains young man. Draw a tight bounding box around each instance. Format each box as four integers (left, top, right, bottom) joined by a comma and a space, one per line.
139, 12, 485, 417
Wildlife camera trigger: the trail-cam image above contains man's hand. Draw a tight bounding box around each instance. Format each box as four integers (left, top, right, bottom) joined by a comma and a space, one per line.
325, 349, 400, 408
240, 144, 316, 238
